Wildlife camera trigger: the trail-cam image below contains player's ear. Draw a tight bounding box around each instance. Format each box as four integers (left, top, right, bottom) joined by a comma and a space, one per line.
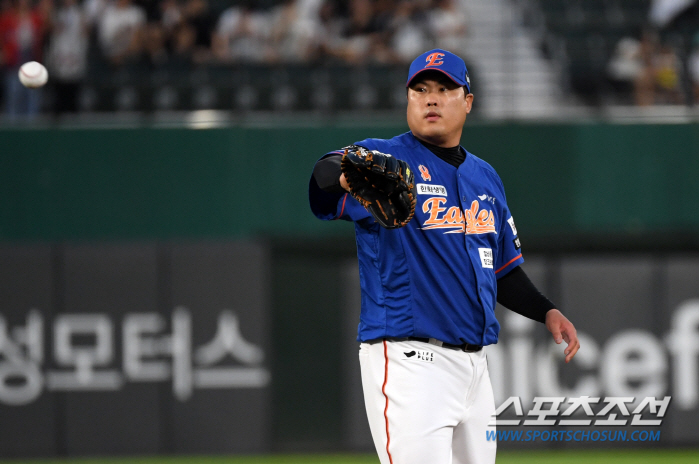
464, 93, 473, 113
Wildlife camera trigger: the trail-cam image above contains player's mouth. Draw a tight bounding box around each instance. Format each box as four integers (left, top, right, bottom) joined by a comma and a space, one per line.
425, 111, 441, 121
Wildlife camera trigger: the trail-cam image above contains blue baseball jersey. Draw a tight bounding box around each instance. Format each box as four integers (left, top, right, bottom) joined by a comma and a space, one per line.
309, 131, 524, 346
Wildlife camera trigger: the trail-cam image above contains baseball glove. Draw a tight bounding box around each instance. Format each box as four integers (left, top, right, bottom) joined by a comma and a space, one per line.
341, 145, 417, 229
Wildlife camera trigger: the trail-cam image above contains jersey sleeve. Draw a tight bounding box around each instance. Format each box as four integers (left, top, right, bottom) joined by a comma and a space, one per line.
494, 186, 524, 278
308, 151, 372, 223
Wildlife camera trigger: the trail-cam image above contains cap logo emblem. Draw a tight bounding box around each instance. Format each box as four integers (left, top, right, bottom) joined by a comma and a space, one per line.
425, 52, 445, 67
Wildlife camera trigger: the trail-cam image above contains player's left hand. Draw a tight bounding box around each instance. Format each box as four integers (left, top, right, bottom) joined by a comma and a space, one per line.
545, 309, 579, 363
340, 145, 417, 229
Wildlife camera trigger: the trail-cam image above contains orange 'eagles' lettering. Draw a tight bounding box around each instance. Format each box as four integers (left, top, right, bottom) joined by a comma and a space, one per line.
421, 198, 496, 234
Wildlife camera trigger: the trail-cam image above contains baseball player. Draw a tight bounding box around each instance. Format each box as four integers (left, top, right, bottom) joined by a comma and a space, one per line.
308, 49, 579, 464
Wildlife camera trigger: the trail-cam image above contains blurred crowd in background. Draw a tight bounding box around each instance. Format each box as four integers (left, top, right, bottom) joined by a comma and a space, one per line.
1, 0, 699, 118
607, 29, 699, 106
0, 0, 469, 116
539, 0, 699, 108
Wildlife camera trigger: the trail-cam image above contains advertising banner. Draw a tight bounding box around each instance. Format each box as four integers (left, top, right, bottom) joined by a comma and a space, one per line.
0, 243, 270, 457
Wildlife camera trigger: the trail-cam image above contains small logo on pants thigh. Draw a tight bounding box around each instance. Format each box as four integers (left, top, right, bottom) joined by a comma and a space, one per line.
405, 350, 434, 362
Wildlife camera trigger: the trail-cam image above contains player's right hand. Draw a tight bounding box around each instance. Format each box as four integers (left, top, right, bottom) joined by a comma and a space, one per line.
545, 309, 580, 363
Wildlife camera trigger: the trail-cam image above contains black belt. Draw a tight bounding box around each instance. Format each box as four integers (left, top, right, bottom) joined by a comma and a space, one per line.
408, 337, 483, 353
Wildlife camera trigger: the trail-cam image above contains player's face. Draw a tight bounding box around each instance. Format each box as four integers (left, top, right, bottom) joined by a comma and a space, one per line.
406, 73, 473, 148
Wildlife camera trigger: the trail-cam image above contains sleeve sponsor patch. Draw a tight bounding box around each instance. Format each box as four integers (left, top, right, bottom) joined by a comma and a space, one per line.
513, 237, 521, 250
507, 216, 517, 235
417, 184, 447, 196
479, 247, 494, 269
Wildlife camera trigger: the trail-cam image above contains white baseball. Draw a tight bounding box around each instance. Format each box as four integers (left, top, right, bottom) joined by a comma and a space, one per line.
18, 61, 49, 88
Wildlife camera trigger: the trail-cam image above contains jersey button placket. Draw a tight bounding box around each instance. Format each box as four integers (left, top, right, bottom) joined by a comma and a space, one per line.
463, 192, 470, 251
458, 172, 469, 249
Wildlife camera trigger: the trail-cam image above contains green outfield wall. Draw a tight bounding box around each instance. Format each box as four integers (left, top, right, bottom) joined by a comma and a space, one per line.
1, 123, 699, 243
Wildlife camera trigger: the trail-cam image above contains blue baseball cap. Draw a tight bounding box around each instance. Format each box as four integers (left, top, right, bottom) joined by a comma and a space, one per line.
406, 49, 471, 93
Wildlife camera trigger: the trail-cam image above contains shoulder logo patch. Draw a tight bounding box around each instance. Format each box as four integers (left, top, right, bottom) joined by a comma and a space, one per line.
419, 165, 431, 181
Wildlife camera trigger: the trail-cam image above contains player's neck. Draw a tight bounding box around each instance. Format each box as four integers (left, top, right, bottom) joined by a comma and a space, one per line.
415, 137, 465, 168
413, 132, 461, 149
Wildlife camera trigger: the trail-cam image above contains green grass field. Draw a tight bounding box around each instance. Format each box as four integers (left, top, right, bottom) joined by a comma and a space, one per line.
2, 450, 699, 464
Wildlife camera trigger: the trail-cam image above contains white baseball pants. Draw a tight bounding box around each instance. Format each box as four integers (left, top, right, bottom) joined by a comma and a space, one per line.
359, 339, 496, 464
